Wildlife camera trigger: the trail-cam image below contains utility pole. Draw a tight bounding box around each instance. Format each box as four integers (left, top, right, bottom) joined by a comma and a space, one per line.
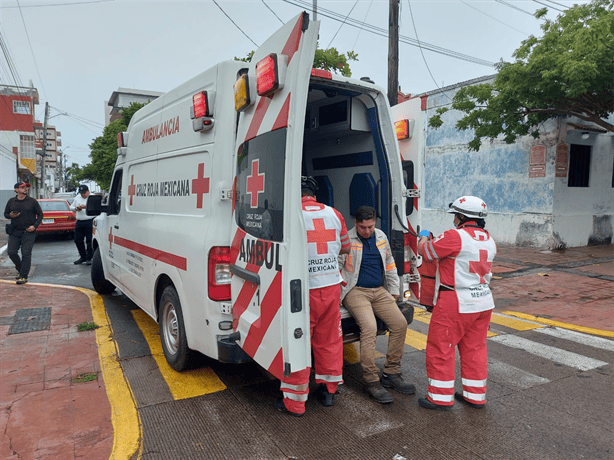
313, 0, 317, 22
388, 0, 399, 108
39, 102, 49, 199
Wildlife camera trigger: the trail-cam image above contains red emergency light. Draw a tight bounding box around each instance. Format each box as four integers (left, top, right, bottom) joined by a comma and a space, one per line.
311, 69, 332, 80
256, 54, 280, 97
117, 132, 128, 148
208, 246, 231, 301
395, 120, 410, 140
192, 91, 211, 118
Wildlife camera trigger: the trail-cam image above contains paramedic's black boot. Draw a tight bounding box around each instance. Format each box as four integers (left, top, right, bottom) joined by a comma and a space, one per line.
418, 397, 450, 411
274, 398, 304, 417
314, 384, 335, 407
366, 382, 393, 404
455, 392, 484, 409
74, 257, 86, 265
380, 372, 416, 395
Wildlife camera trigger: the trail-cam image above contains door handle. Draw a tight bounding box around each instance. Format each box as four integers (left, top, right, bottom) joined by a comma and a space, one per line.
114, 224, 119, 229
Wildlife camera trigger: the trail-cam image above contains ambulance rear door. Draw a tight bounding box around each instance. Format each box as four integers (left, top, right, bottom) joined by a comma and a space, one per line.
229, 12, 319, 379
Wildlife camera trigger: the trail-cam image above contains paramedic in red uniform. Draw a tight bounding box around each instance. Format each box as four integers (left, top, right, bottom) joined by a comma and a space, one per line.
417, 196, 497, 410
275, 176, 350, 416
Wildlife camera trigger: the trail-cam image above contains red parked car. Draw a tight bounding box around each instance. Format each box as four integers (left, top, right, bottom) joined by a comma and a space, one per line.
37, 199, 76, 237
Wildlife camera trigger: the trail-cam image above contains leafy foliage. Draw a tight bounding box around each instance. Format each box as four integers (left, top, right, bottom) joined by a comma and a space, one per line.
428, 0, 614, 151
236, 45, 358, 76
85, 102, 146, 190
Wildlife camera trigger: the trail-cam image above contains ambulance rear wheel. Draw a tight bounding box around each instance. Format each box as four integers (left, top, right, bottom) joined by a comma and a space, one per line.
159, 285, 193, 372
91, 247, 116, 294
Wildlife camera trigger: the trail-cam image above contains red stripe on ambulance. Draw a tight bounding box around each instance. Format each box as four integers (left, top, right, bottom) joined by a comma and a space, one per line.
113, 236, 187, 271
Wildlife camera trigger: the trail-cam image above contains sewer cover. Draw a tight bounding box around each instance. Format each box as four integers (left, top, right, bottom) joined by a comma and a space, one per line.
8, 307, 52, 335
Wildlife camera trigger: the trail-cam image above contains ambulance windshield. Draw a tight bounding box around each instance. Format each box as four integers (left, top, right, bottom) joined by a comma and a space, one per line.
235, 129, 285, 242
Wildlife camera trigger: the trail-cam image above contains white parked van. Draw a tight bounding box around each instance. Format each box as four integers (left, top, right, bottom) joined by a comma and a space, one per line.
87, 12, 421, 380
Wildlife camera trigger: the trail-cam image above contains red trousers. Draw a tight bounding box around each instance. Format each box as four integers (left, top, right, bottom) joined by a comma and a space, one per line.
280, 283, 343, 414
425, 291, 492, 406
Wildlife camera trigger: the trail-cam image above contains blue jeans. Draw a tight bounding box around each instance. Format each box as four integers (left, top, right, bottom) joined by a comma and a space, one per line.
7, 230, 37, 278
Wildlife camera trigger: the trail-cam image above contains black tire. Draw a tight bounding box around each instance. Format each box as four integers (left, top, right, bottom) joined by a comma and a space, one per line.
159, 285, 194, 371
91, 247, 116, 294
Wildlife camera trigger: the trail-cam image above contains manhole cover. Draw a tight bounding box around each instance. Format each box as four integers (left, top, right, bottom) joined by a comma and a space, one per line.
8, 307, 52, 335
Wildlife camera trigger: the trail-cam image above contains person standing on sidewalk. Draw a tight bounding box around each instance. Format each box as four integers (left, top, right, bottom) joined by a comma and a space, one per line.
417, 196, 496, 410
4, 182, 43, 285
70, 184, 94, 265
340, 205, 415, 404
276, 177, 351, 417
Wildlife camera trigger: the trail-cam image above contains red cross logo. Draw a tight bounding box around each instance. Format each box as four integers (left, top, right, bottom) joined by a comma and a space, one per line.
307, 218, 337, 254
128, 175, 136, 206
459, 198, 466, 204
192, 163, 210, 209
481, 202, 487, 209
469, 249, 491, 284
246, 159, 265, 208
108, 227, 114, 249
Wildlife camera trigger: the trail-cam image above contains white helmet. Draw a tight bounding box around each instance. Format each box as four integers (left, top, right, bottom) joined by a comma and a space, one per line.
447, 196, 488, 218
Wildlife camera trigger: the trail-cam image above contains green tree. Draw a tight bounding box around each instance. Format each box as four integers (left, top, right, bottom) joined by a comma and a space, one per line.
428, 0, 614, 151
235, 45, 358, 77
86, 102, 146, 190
65, 162, 84, 192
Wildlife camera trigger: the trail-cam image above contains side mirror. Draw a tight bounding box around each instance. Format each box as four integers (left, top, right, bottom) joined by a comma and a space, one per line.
86, 195, 107, 216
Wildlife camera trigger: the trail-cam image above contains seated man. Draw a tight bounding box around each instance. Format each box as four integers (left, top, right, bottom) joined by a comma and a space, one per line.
339, 205, 415, 403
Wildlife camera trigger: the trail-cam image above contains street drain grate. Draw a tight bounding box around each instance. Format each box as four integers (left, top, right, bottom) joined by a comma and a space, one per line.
8, 307, 52, 335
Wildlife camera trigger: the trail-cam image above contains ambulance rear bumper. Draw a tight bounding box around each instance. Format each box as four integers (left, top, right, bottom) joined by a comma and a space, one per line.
216, 335, 253, 364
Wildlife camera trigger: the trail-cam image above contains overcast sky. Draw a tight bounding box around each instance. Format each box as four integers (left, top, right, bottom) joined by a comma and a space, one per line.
1, 0, 588, 167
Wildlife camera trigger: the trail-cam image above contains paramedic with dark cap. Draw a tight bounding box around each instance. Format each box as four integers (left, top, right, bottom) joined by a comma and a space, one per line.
4, 181, 43, 284
417, 196, 497, 410
70, 184, 95, 265
276, 176, 351, 416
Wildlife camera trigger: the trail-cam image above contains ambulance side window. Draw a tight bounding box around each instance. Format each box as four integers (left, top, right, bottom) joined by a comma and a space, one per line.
107, 170, 122, 216
235, 129, 286, 242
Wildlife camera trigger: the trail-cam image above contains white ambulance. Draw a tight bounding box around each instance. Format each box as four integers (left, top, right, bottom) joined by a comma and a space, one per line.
87, 12, 421, 379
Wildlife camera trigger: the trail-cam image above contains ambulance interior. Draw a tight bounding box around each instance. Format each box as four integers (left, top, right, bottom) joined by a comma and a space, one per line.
301, 81, 396, 243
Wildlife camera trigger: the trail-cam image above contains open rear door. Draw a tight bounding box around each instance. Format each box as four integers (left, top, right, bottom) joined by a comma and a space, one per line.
229, 12, 319, 379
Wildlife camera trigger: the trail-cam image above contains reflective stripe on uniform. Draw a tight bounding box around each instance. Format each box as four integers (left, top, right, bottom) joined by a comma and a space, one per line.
428, 378, 455, 389
427, 391, 455, 402
283, 392, 309, 402
425, 240, 439, 261
315, 373, 343, 383
462, 390, 486, 401
462, 378, 487, 387
386, 262, 396, 271
280, 382, 309, 393
376, 240, 386, 249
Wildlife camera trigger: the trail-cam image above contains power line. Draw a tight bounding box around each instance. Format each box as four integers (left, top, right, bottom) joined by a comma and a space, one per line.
531, 0, 565, 13
327, 0, 359, 49
50, 106, 105, 129
261, 0, 285, 25
351, 0, 374, 52
283, 0, 496, 67
0, 0, 114, 9
460, 0, 530, 36
494, 0, 535, 16
212, 0, 259, 48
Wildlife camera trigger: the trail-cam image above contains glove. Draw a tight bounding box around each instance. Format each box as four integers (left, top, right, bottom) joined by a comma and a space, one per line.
419, 230, 431, 238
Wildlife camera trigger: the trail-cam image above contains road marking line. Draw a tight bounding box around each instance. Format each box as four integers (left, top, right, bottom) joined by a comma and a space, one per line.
490, 313, 544, 331
405, 328, 428, 350
489, 334, 608, 371
502, 311, 614, 338
131, 309, 227, 399
488, 359, 550, 389
536, 327, 614, 352
343, 343, 360, 364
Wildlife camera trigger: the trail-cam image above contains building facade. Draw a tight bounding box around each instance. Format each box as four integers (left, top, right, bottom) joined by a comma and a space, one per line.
106, 87, 163, 126
397, 76, 614, 249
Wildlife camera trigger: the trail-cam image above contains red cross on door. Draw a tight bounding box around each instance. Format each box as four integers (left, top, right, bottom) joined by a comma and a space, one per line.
469, 249, 491, 284
128, 175, 136, 205
306, 218, 337, 254
192, 163, 210, 209
246, 159, 265, 208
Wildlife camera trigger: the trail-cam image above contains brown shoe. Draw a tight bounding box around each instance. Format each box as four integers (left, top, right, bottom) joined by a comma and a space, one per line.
366, 382, 393, 404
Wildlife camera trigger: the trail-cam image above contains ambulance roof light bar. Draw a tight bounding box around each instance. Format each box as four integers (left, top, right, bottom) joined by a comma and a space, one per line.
311, 69, 332, 80
191, 91, 215, 132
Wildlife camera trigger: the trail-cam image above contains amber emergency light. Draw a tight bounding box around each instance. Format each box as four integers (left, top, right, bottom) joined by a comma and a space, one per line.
234, 74, 251, 112
395, 119, 410, 140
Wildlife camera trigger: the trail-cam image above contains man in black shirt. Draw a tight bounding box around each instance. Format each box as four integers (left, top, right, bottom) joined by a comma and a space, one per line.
3, 182, 43, 284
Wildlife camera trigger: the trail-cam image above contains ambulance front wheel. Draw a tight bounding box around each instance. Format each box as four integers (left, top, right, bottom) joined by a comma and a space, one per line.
159, 285, 194, 372
91, 247, 116, 294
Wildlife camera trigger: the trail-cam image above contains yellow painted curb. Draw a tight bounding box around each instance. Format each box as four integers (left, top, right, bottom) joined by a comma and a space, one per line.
502, 310, 614, 338
0, 281, 143, 459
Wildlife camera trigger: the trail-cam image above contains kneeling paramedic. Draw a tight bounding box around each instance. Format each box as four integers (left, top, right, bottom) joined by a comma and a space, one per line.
418, 196, 496, 410
276, 176, 351, 416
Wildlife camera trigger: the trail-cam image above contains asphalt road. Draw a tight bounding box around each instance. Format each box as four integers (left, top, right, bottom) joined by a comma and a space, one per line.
2, 234, 613, 460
